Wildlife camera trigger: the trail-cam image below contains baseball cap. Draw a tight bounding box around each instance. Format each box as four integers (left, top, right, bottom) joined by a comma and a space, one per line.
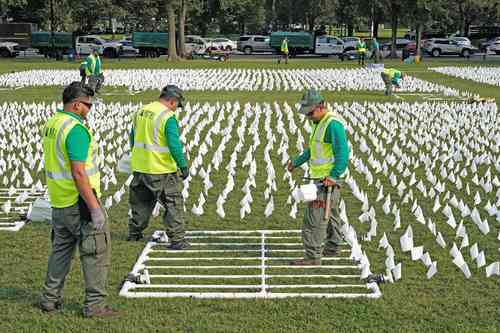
160, 85, 185, 108
298, 89, 325, 114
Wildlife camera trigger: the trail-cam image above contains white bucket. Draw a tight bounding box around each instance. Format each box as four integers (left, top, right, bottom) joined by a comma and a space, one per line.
292, 184, 318, 203
27, 198, 52, 222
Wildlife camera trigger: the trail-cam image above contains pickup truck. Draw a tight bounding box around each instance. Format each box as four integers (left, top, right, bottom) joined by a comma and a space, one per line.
0, 23, 73, 57
75, 35, 122, 58
132, 32, 209, 57
0, 41, 21, 57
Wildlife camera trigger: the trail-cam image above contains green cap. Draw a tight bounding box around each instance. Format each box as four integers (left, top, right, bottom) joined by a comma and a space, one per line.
298, 89, 324, 114
160, 84, 185, 108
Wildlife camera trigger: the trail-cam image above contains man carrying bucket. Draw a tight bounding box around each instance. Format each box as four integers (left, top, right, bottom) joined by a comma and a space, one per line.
287, 89, 350, 265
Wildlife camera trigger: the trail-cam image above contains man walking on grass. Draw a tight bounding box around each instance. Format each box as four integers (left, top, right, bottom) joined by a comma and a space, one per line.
127, 85, 190, 250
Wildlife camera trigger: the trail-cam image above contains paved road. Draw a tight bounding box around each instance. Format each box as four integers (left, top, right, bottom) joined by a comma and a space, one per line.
10, 49, 500, 62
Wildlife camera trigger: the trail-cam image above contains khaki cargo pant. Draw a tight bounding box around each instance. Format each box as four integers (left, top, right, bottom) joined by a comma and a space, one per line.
128, 172, 185, 243
381, 72, 393, 95
40, 202, 111, 312
302, 185, 343, 260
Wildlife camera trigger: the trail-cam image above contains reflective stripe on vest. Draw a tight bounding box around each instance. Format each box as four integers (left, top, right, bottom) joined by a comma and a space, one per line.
131, 101, 177, 174
310, 114, 335, 167
43, 113, 100, 208
134, 108, 172, 153
45, 118, 99, 180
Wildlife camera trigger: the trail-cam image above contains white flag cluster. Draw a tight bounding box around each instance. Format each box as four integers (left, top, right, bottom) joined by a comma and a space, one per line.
0, 68, 461, 95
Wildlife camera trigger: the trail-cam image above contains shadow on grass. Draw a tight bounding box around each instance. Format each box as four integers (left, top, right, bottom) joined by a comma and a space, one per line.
0, 287, 82, 313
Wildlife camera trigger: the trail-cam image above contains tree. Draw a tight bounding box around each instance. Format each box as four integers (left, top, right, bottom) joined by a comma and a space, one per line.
405, 0, 446, 57
334, 0, 359, 36
166, 0, 179, 61
382, 0, 403, 58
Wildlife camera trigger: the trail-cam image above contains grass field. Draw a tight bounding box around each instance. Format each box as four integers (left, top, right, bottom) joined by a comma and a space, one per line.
0, 56, 499, 333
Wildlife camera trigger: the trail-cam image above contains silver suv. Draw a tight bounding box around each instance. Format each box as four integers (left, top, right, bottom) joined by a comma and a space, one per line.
237, 35, 272, 54
424, 38, 478, 57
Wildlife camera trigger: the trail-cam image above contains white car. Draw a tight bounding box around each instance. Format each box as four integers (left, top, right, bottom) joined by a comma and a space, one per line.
0, 41, 20, 57
118, 37, 139, 56
209, 38, 237, 51
185, 35, 209, 54
315, 36, 344, 56
424, 38, 477, 57
450, 37, 472, 46
341, 36, 360, 52
488, 39, 500, 54
75, 35, 122, 58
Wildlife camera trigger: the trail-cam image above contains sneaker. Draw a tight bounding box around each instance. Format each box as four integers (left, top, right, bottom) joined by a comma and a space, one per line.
289, 258, 321, 266
167, 240, 191, 250
126, 234, 143, 242
322, 248, 338, 257
37, 299, 63, 313
83, 305, 119, 318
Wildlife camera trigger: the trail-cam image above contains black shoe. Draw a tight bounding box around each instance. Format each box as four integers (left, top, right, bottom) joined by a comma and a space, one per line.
37, 300, 63, 313
322, 248, 339, 257
127, 234, 143, 242
167, 240, 191, 250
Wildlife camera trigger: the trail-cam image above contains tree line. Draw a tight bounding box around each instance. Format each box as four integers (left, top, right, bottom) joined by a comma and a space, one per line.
1, 0, 499, 59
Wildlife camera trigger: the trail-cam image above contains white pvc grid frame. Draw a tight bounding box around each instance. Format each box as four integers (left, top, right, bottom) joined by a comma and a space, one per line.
0, 187, 47, 232
120, 229, 382, 299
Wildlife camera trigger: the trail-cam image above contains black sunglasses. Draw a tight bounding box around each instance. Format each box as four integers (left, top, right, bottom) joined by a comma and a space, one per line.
77, 100, 93, 109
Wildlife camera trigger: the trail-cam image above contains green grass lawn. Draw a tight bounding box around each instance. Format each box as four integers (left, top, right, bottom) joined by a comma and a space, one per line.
0, 57, 499, 332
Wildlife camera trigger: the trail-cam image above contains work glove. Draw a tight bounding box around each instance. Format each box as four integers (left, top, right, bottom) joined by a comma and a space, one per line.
287, 160, 294, 172
90, 207, 106, 231
180, 167, 189, 180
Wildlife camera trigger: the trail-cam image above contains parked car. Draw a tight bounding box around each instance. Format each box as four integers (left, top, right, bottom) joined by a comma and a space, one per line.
381, 38, 412, 51
341, 36, 360, 52
315, 35, 344, 56
486, 38, 500, 54
209, 37, 237, 51
75, 35, 122, 57
185, 35, 209, 54
237, 35, 273, 54
450, 36, 472, 46
480, 37, 500, 51
119, 37, 139, 55
0, 41, 21, 57
424, 38, 478, 57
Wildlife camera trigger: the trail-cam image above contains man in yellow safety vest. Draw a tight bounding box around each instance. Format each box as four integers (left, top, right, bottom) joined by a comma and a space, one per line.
356, 38, 367, 66
278, 37, 289, 64
38, 82, 117, 318
82, 48, 104, 93
287, 89, 350, 265
128, 85, 190, 250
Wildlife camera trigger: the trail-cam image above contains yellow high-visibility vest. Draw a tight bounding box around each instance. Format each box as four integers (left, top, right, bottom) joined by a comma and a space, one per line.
43, 112, 100, 208
309, 112, 349, 179
131, 101, 178, 174
85, 54, 102, 76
